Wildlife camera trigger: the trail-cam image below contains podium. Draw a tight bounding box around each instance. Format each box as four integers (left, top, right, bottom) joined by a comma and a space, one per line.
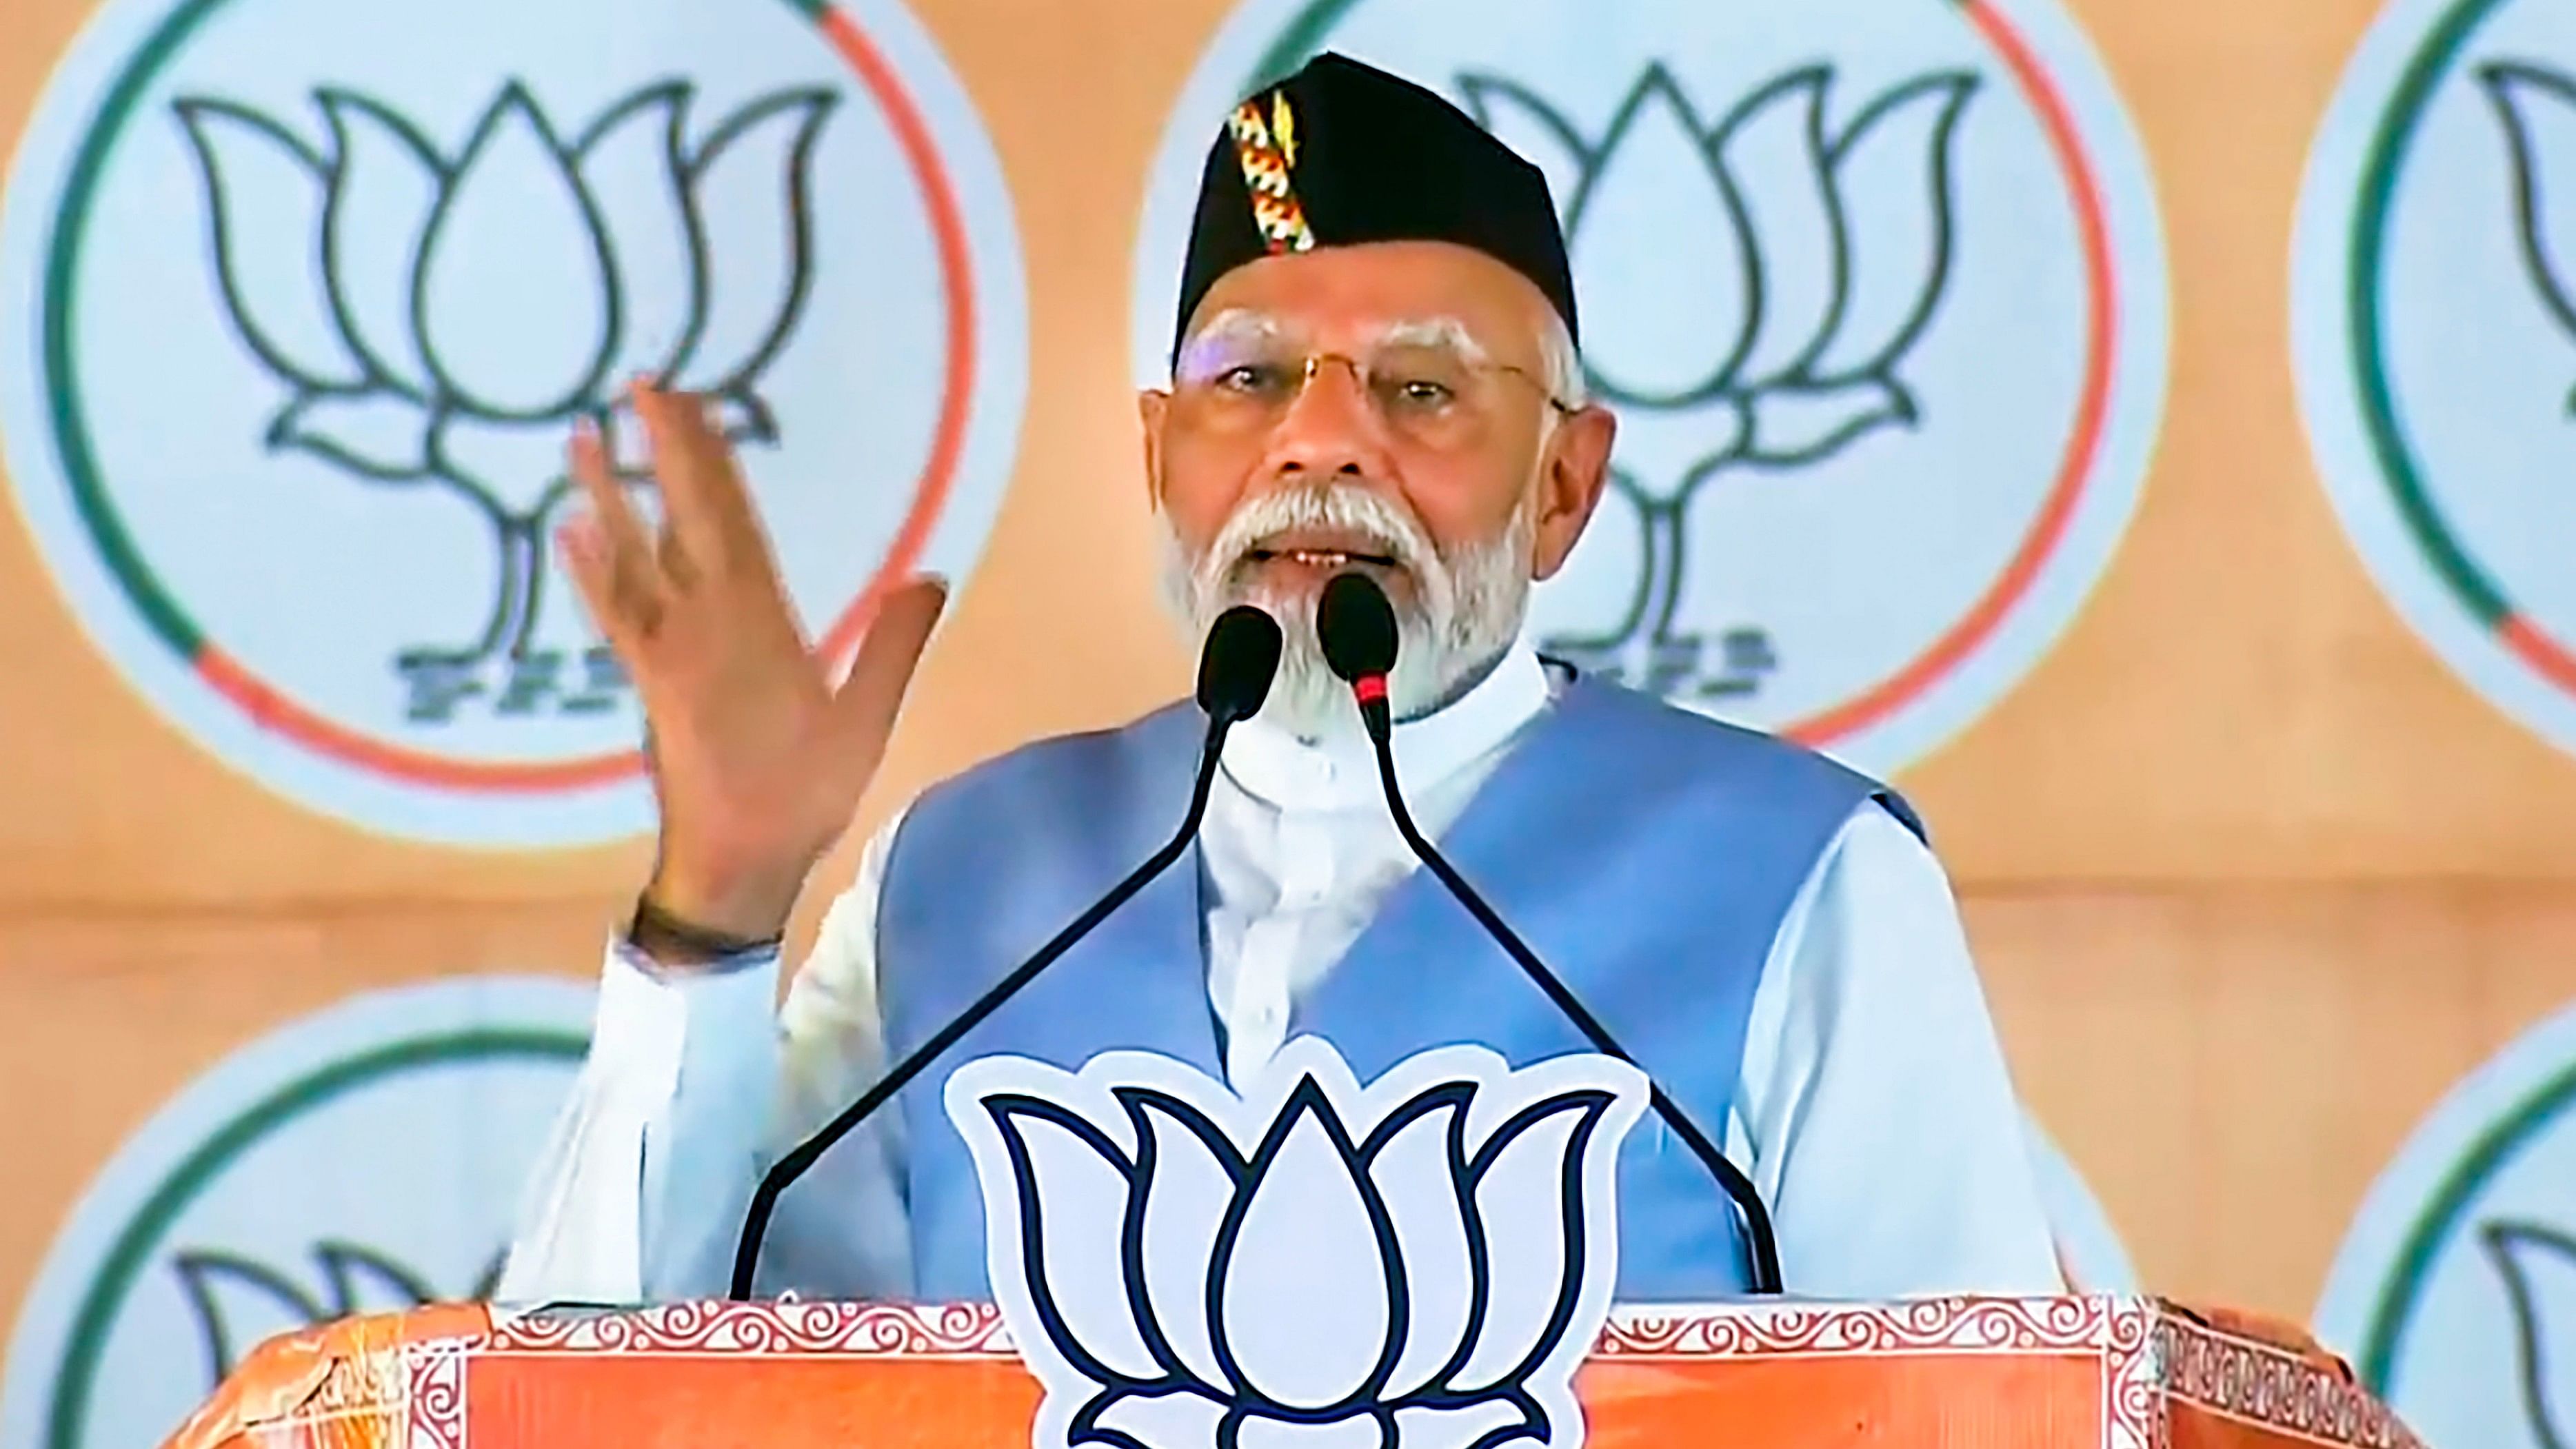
165, 1295, 2424, 1448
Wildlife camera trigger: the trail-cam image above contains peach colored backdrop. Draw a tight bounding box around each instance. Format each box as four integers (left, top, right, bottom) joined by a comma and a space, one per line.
0, 0, 2561, 1367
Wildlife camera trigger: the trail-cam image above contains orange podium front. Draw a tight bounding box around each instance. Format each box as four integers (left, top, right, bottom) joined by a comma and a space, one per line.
165, 1297, 2422, 1448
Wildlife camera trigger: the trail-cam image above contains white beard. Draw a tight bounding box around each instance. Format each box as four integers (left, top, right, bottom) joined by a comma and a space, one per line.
1158, 483, 1536, 740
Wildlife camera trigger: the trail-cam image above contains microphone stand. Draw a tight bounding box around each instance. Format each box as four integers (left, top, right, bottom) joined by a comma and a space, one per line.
1357, 724, 1785, 1295
1314, 572, 1781, 1294
727, 728, 1226, 1299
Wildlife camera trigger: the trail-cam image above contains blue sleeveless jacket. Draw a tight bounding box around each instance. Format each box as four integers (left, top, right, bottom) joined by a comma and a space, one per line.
873, 676, 1915, 1301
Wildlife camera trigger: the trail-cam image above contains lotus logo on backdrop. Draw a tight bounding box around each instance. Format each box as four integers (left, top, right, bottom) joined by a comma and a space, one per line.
947, 1038, 1647, 1449
172, 1242, 502, 1386
1132, 0, 2169, 775
2293, 0, 2576, 764
0, 0, 1028, 846
0, 978, 592, 1449
2313, 997, 2576, 1449
1462, 65, 1972, 696
177, 81, 832, 696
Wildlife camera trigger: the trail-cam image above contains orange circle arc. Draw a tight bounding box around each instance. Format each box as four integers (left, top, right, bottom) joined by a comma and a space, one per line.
1785, 0, 2120, 749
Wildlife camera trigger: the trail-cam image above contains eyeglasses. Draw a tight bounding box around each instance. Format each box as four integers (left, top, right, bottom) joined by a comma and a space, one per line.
1168, 332, 1576, 452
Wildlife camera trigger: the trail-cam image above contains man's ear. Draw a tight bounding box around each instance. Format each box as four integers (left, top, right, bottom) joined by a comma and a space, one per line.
1529, 405, 1617, 580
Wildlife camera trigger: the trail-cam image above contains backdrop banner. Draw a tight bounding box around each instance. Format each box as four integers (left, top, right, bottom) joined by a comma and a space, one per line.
0, 1, 2568, 1446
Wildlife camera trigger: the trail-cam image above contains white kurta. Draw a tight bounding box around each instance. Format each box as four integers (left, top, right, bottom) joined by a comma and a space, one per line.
497, 645, 2063, 1305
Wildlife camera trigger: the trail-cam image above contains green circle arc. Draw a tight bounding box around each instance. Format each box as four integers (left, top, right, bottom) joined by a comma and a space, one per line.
2356, 1055, 2576, 1392
42, 1026, 586, 1449
2347, 0, 2524, 632
39, 0, 230, 663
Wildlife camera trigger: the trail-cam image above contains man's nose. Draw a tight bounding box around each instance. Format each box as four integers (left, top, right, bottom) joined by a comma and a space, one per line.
1260, 357, 1396, 483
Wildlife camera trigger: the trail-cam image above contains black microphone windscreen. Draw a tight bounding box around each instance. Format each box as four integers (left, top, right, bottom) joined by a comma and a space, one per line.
1196, 606, 1284, 724
1317, 572, 1399, 682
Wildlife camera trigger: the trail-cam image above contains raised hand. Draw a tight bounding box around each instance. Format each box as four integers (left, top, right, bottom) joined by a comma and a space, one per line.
557, 381, 945, 952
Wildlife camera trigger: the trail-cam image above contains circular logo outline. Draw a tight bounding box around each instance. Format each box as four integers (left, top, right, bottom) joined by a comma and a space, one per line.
2314, 997, 2576, 1402
0, 977, 592, 1449
2293, 0, 2576, 756
0, 0, 1029, 844
1126, 0, 2171, 773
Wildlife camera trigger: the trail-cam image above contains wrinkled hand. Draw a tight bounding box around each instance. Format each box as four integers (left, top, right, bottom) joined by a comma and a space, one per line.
557, 381, 945, 946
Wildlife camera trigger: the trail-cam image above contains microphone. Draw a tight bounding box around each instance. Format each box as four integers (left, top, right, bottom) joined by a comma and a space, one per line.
727, 605, 1283, 1299
1314, 572, 1785, 1296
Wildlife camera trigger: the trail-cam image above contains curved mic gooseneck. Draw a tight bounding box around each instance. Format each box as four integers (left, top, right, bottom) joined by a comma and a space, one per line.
1313, 571, 1786, 1297
725, 605, 1283, 1299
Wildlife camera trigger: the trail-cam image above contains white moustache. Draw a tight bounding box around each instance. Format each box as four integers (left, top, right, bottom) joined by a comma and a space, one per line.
1158, 481, 1536, 740
1204, 485, 1438, 590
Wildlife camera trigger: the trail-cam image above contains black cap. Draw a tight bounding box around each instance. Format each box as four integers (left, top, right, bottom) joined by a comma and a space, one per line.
1169, 52, 1579, 365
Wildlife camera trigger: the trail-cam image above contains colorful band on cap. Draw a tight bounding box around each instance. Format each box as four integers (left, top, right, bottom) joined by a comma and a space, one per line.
1171, 53, 1580, 363
1226, 91, 1314, 255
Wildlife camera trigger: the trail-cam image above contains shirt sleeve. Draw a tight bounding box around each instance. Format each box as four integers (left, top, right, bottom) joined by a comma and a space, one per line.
1726, 803, 2064, 1299
494, 808, 914, 1304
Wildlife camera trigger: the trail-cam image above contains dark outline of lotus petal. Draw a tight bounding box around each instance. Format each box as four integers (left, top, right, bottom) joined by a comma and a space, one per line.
1202, 1075, 1409, 1425
411, 81, 619, 423
313, 1240, 441, 1312
1112, 1085, 1249, 1395
1201, 1079, 1584, 1449
1046, 1073, 1580, 1449
1454, 73, 1598, 217
172, 1241, 497, 1390
171, 98, 367, 395
2482, 61, 2576, 356
667, 87, 838, 426
1558, 63, 1758, 409
1088, 1079, 1527, 1449
1735, 378, 1915, 472
1212, 1399, 1391, 1449
468, 1246, 509, 1301
172, 94, 439, 480
1704, 65, 1836, 398
1791, 70, 1976, 393
1057, 1080, 1400, 1449
568, 79, 707, 407
414, 412, 556, 656
1436, 1087, 1621, 1422
172, 1250, 330, 1386
2483, 1219, 2576, 1449
980, 1092, 1185, 1397
1065, 1381, 1238, 1449
1353, 1081, 1485, 1401
312, 88, 450, 407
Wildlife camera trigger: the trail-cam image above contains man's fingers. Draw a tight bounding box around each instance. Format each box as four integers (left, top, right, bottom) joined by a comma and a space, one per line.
568, 423, 657, 556
631, 378, 776, 580
565, 423, 668, 627
557, 512, 656, 653
826, 577, 949, 756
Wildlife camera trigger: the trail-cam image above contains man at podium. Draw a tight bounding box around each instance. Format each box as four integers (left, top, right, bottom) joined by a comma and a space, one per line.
499, 54, 2060, 1307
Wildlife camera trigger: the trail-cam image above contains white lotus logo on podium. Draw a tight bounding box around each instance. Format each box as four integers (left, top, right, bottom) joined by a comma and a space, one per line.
947, 1039, 1647, 1449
